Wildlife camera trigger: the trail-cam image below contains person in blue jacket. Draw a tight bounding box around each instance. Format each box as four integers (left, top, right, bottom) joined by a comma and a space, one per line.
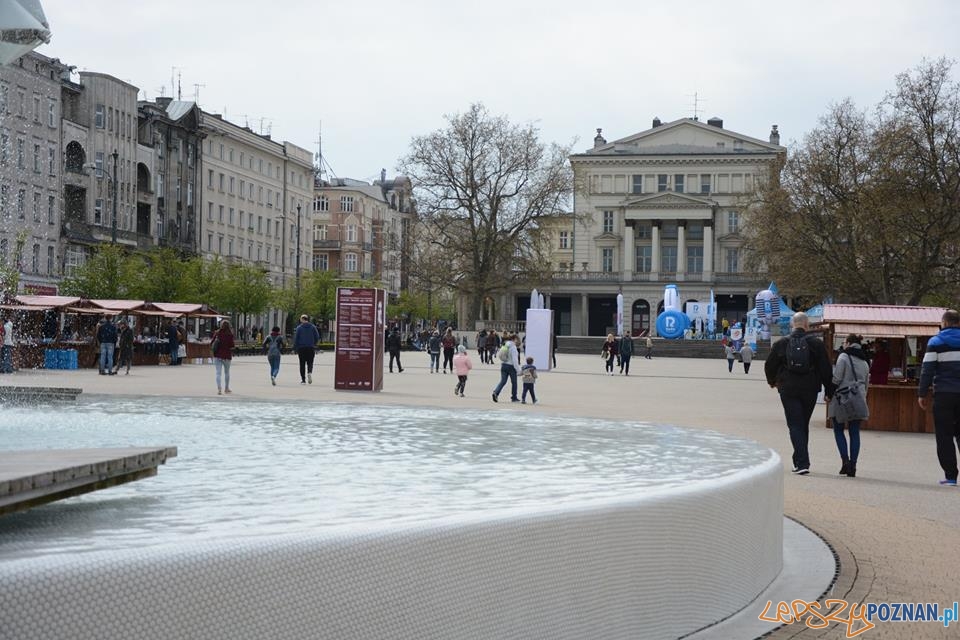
918, 309, 960, 486
293, 314, 320, 384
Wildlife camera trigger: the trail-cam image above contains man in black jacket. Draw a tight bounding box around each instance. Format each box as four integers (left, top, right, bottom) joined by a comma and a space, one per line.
764, 312, 835, 475
386, 327, 403, 373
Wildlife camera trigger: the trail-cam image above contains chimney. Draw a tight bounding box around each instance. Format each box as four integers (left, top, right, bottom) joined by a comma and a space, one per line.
593, 128, 607, 149
380, 168, 386, 183
652, 117, 662, 128
707, 117, 723, 128
769, 124, 780, 145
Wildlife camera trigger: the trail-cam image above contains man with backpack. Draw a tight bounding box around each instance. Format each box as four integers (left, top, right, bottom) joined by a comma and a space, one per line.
492, 333, 521, 403
764, 312, 835, 475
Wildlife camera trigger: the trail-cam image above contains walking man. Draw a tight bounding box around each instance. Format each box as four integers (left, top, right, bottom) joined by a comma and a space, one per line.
740, 343, 754, 374
644, 333, 653, 359
619, 330, 634, 375
764, 312, 835, 475
492, 333, 521, 403
918, 309, 960, 486
294, 314, 320, 384
386, 327, 404, 373
97, 316, 118, 375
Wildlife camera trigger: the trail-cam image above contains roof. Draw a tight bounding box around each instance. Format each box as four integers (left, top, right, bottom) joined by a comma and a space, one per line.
165, 100, 197, 122
15, 295, 81, 307
88, 299, 146, 312
819, 304, 948, 338
575, 117, 785, 157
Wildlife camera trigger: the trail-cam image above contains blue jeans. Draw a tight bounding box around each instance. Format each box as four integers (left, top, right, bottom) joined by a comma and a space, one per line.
215, 358, 231, 391
268, 354, 281, 378
429, 352, 440, 371
779, 391, 818, 470
494, 363, 518, 400
100, 343, 115, 373
833, 418, 861, 462
0, 345, 12, 373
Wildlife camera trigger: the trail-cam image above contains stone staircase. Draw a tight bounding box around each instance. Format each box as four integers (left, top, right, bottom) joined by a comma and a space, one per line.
556, 336, 770, 360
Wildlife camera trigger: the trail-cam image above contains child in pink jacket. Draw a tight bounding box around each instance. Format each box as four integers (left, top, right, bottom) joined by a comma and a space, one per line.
453, 345, 473, 397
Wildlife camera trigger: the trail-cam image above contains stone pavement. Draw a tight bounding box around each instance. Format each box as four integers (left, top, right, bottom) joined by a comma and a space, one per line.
6, 351, 959, 639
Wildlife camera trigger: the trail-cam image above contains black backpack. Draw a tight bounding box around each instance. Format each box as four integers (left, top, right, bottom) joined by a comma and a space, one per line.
785, 334, 811, 373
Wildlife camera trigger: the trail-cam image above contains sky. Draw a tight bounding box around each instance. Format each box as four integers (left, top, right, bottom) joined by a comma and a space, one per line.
37, 0, 960, 183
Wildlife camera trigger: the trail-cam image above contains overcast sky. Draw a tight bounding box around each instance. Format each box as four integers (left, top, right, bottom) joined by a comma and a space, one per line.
38, 0, 960, 182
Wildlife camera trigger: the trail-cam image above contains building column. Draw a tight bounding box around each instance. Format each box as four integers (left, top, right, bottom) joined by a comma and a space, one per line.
677, 221, 687, 281
622, 221, 634, 282
703, 222, 714, 282
650, 220, 661, 281
580, 293, 589, 336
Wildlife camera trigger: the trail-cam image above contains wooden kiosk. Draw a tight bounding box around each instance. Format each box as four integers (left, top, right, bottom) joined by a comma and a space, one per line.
816, 304, 946, 433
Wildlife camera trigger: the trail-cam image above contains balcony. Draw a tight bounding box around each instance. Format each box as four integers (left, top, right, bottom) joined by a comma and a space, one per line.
551, 270, 621, 283
549, 271, 764, 286
314, 239, 341, 249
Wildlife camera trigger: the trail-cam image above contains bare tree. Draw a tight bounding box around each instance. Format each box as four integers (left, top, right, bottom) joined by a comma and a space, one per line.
744, 59, 960, 305
399, 103, 572, 328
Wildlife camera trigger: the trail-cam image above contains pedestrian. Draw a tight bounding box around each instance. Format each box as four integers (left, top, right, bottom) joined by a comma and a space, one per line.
645, 333, 653, 359
552, 333, 558, 369
829, 334, 870, 477
740, 343, 754, 374
428, 329, 441, 373
453, 344, 472, 397
619, 330, 634, 375
386, 327, 404, 373
441, 327, 456, 374
764, 312, 835, 475
477, 330, 487, 364
487, 331, 500, 365
294, 314, 320, 384
917, 309, 960, 486
114, 320, 134, 375
724, 343, 736, 373
492, 333, 521, 403
97, 316, 118, 375
167, 319, 180, 366
521, 356, 538, 404
602, 333, 618, 375
212, 319, 235, 395
263, 325, 285, 385
1, 313, 14, 373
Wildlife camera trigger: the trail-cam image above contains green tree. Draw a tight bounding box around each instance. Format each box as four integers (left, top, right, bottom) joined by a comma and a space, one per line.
399, 103, 573, 329
744, 58, 960, 305
124, 247, 188, 302
221, 263, 272, 334
181, 256, 228, 308
60, 243, 130, 299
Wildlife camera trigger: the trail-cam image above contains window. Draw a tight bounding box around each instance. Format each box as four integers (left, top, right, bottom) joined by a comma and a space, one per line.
346, 224, 358, 242
0, 185, 7, 216
207, 233, 213, 251
47, 100, 55, 127
95, 152, 104, 177
661, 246, 678, 273
725, 248, 739, 273
258, 186, 263, 203
257, 216, 263, 233
0, 237, 6, 263
558, 231, 569, 249
0, 85, 6, 114
239, 180, 245, 199
601, 248, 614, 273
33, 192, 40, 221
687, 221, 703, 239
48, 147, 55, 175
207, 169, 214, 188
0, 133, 8, 165
636, 222, 651, 239
700, 174, 711, 194
249, 183, 254, 199
657, 174, 668, 192
33, 95, 40, 122
314, 195, 329, 211
32, 244, 39, 273
218, 236, 223, 254
275, 220, 280, 238
17, 91, 23, 116
636, 245, 652, 272
176, 178, 181, 202
602, 210, 614, 234
239, 152, 244, 166
631, 174, 643, 194
239, 211, 244, 228
340, 196, 354, 212
208, 201, 214, 221
344, 253, 358, 272
94, 198, 103, 224
108, 107, 113, 131
187, 182, 193, 206
229, 207, 235, 226
33, 144, 40, 172
47, 195, 54, 224
17, 138, 24, 168
313, 224, 327, 241
47, 246, 54, 275
313, 253, 328, 270
16, 189, 24, 218
674, 175, 684, 193
218, 205, 224, 223
187, 143, 194, 168
727, 210, 740, 234
218, 173, 224, 191
266, 189, 272, 207
687, 246, 703, 273
219, 144, 224, 160
229, 176, 235, 194
229, 148, 234, 163
661, 221, 678, 239
228, 239, 233, 256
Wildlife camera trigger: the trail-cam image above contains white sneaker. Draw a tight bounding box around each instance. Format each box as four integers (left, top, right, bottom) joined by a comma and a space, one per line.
271, 376, 276, 386
307, 373, 312, 384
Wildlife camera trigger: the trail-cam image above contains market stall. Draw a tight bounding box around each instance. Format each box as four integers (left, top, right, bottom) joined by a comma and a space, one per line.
816, 304, 946, 433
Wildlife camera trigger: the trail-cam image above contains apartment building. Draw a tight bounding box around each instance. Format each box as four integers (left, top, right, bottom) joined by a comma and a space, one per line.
0, 51, 67, 294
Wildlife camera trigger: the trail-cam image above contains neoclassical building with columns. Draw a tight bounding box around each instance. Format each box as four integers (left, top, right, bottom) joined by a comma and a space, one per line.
507, 116, 785, 336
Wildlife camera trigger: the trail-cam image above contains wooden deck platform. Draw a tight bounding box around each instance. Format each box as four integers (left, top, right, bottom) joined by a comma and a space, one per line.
0, 447, 177, 516
0, 386, 83, 403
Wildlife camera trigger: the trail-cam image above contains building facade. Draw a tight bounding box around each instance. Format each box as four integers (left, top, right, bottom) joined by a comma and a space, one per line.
0, 52, 68, 294
312, 173, 413, 298
522, 117, 785, 336
199, 111, 313, 329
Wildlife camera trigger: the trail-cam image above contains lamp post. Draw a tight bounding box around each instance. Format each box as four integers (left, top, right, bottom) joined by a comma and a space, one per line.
295, 202, 302, 292
111, 149, 119, 243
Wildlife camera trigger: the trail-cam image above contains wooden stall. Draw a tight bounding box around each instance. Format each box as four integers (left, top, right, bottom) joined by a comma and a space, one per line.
816, 304, 946, 433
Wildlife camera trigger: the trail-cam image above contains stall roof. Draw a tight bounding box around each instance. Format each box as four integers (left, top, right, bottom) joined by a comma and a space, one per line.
819, 304, 947, 338
0, 303, 54, 311
14, 295, 81, 308
88, 299, 146, 312
149, 302, 202, 314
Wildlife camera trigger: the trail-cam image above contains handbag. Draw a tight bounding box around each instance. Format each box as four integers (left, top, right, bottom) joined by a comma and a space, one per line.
177, 344, 187, 359
830, 359, 869, 423
211, 334, 220, 355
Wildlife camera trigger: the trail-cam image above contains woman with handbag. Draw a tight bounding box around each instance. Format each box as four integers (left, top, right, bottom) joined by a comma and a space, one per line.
211, 319, 236, 396
829, 334, 871, 477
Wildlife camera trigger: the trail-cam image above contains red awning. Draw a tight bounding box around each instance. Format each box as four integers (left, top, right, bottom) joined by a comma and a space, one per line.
14, 295, 81, 308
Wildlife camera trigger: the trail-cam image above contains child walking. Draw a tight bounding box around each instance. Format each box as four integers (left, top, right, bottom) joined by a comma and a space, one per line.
521, 356, 538, 404
453, 345, 472, 397
263, 326, 285, 385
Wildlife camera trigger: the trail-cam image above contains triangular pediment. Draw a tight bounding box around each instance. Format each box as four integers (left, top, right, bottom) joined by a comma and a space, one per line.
579, 118, 783, 156
621, 192, 714, 208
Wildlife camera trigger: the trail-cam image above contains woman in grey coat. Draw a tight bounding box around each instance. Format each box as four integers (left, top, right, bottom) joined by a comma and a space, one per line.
829, 334, 871, 477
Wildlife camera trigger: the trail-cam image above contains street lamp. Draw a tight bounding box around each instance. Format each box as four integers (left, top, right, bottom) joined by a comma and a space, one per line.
84, 148, 120, 243
296, 202, 302, 292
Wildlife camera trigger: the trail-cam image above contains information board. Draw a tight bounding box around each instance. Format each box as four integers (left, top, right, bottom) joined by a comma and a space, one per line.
334, 287, 385, 391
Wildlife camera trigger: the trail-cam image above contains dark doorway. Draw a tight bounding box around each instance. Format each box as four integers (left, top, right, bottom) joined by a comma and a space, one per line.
631, 299, 650, 336
588, 297, 617, 336
550, 296, 571, 336
137, 202, 151, 237
717, 294, 750, 326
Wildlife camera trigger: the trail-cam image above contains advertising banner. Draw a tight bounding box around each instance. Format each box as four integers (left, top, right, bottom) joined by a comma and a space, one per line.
334, 287, 385, 391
